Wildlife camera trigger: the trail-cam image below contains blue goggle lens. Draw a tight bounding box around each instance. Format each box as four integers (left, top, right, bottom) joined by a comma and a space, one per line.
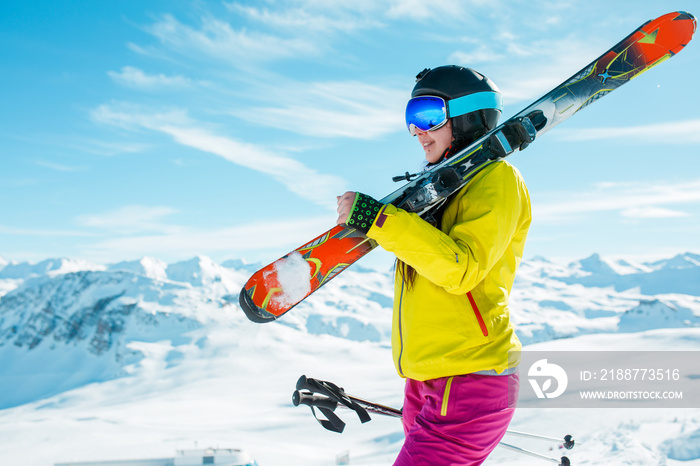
405, 96, 447, 135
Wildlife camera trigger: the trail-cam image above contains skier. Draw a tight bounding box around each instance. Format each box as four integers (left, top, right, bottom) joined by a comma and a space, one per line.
336, 66, 531, 465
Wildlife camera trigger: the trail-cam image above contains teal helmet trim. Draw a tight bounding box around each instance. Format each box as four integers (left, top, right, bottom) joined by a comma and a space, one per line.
447, 91, 503, 118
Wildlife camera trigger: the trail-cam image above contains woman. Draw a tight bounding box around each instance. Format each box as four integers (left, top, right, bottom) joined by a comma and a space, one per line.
336, 66, 531, 465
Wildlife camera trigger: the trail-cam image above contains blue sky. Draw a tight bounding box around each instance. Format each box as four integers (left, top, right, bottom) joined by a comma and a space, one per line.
1, 0, 699, 269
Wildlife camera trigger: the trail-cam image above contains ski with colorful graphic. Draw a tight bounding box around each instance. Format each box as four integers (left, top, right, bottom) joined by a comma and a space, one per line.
240, 11, 696, 323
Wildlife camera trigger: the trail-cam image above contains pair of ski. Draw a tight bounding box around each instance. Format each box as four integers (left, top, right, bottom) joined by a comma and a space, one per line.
294, 375, 575, 466
239, 11, 696, 323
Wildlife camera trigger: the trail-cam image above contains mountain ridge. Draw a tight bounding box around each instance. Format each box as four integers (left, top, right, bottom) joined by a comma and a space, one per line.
0, 252, 698, 410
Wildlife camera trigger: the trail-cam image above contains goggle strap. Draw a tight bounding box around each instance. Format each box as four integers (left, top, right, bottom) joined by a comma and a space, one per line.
447, 91, 503, 118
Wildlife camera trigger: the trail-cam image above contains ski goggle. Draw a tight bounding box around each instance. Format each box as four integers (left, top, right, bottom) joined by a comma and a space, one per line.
405, 92, 503, 136
405, 96, 448, 136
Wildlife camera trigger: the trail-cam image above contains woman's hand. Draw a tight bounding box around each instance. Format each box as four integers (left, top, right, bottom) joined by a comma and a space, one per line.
336, 191, 356, 225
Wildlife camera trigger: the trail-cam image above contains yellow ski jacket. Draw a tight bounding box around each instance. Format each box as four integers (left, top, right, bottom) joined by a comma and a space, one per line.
367, 160, 531, 381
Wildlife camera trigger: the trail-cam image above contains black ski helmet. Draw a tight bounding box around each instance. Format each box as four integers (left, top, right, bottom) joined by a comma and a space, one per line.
411, 66, 502, 147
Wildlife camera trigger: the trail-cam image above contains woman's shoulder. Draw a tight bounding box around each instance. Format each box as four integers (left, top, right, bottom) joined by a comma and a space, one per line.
464, 159, 525, 190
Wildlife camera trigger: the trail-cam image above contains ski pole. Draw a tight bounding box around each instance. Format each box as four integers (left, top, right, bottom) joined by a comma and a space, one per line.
293, 375, 373, 433
505, 430, 575, 450
292, 391, 339, 411
296, 375, 402, 418
294, 388, 402, 418
294, 388, 575, 465
295, 388, 575, 448
498, 442, 570, 466
294, 376, 576, 458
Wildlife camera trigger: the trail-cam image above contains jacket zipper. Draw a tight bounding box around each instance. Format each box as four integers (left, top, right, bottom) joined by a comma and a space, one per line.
467, 291, 489, 337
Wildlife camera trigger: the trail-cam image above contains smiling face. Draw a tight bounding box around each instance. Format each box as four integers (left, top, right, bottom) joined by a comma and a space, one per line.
414, 120, 454, 164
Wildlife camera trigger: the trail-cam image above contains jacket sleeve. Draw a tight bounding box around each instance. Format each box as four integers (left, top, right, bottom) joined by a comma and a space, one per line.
367, 161, 529, 295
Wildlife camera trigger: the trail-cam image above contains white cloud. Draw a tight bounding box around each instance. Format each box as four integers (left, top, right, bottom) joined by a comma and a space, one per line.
143, 14, 321, 65
238, 80, 406, 139
108, 66, 192, 90
79, 216, 334, 262
621, 207, 690, 219
125, 9, 407, 139
228, 3, 383, 33
136, 1, 507, 68
227, 0, 481, 26
495, 37, 605, 105
386, 0, 470, 21
77, 205, 181, 235
448, 45, 504, 65
534, 178, 700, 221
447, 28, 605, 106
0, 225, 94, 238
91, 103, 346, 208
556, 120, 700, 144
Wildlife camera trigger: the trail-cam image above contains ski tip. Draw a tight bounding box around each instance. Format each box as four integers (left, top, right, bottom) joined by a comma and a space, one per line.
674, 11, 695, 22
239, 287, 277, 323
673, 11, 697, 34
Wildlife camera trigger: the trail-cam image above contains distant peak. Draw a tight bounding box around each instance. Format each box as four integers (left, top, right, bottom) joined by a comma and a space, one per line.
164, 256, 235, 288
0, 257, 104, 279
649, 252, 700, 270
575, 253, 617, 275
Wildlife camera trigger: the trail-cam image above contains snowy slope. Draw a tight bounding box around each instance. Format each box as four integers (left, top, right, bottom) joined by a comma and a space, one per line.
0, 252, 699, 465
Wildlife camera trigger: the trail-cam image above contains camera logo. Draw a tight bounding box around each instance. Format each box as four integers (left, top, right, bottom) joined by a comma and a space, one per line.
528, 359, 568, 399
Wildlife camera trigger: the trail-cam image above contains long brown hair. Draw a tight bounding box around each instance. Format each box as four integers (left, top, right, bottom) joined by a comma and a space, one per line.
396, 260, 418, 289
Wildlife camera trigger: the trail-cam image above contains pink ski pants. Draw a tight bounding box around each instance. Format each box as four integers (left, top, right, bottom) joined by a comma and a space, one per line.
394, 372, 519, 465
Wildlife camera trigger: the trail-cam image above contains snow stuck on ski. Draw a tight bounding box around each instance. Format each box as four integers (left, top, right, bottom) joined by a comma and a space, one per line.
268, 252, 312, 307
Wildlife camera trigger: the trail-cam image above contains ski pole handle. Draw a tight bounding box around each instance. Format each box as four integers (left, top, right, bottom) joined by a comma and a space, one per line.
296, 375, 313, 391
296, 375, 344, 394
292, 390, 339, 411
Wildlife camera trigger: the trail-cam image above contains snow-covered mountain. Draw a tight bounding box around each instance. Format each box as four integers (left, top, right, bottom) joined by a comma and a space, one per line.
0, 257, 106, 280
108, 256, 169, 281
0, 254, 394, 411
0, 252, 699, 465
511, 253, 700, 344
547, 253, 700, 295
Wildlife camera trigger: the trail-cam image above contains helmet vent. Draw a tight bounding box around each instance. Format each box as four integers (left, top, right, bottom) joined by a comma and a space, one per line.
415, 68, 431, 82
